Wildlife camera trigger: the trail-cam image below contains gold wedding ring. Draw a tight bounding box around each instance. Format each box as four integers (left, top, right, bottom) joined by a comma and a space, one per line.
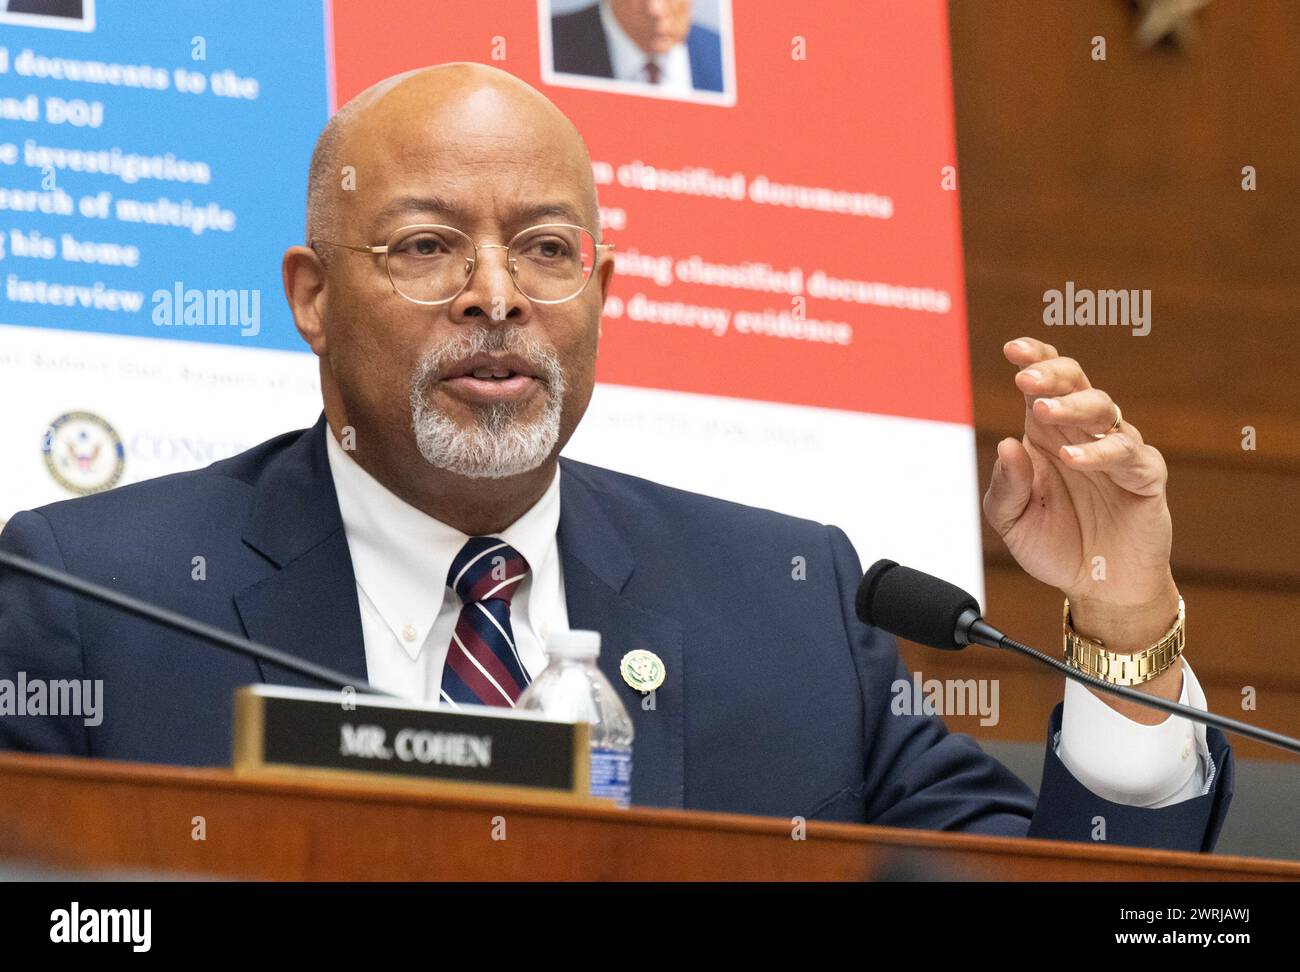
1092, 403, 1122, 439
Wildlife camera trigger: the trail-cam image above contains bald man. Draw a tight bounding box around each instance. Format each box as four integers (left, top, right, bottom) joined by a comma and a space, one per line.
0, 64, 1232, 850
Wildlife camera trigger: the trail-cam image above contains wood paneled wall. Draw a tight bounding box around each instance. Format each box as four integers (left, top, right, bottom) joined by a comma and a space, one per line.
897, 1, 1300, 760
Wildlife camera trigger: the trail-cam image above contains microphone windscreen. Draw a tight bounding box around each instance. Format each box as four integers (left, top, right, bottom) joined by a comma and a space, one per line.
855, 559, 980, 650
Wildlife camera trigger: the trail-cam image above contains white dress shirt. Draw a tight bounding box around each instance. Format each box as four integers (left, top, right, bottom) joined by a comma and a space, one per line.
325, 428, 1210, 808
598, 0, 696, 95
325, 430, 568, 703
1059, 658, 1211, 807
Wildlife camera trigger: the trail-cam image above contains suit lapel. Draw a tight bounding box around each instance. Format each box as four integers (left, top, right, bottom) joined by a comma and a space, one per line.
233, 416, 369, 689
228, 428, 686, 808
558, 461, 685, 810
582, 5, 615, 78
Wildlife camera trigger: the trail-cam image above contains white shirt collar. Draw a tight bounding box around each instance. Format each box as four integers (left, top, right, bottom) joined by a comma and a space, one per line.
598, 0, 694, 90
324, 427, 563, 660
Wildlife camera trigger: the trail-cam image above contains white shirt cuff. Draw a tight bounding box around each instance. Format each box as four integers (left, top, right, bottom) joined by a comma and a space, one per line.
1055, 658, 1211, 807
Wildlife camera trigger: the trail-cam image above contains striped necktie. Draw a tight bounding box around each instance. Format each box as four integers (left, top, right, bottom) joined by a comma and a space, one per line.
440, 536, 531, 708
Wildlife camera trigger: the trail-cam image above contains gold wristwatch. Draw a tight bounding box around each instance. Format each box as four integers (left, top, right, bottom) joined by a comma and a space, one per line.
1063, 597, 1185, 685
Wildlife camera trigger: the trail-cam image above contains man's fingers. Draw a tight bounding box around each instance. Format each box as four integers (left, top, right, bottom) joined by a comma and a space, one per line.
1060, 434, 1167, 496
1003, 337, 1058, 366
1013, 355, 1091, 397
983, 437, 1035, 535
1032, 388, 1139, 440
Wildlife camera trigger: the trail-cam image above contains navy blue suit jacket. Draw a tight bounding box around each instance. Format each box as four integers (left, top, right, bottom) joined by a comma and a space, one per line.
552, 3, 725, 93
0, 418, 1233, 850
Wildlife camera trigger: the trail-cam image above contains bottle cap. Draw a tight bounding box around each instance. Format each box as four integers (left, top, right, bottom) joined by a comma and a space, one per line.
545, 628, 600, 659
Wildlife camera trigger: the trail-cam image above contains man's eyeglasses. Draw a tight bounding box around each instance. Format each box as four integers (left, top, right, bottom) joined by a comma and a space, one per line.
310, 223, 615, 306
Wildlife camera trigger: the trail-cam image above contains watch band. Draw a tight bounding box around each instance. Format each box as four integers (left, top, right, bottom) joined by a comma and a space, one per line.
1063, 597, 1185, 686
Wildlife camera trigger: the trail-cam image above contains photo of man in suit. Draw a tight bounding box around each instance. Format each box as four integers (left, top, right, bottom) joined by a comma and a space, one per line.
0, 0, 91, 30
0, 63, 1230, 852
548, 0, 728, 98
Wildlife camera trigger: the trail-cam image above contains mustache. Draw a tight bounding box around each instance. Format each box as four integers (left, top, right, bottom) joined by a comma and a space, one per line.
411, 328, 566, 396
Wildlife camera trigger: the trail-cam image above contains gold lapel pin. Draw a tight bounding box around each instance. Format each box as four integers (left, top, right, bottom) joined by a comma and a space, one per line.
620, 649, 665, 693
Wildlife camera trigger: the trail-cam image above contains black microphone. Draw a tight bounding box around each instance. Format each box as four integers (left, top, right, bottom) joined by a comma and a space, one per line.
0, 549, 392, 698
856, 558, 1300, 758
855, 559, 1006, 651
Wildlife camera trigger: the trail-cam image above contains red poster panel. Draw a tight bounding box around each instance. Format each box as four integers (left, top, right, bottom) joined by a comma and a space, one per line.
328, 0, 971, 425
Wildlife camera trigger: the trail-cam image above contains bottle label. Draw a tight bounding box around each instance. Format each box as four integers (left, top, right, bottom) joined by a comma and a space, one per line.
590, 747, 632, 808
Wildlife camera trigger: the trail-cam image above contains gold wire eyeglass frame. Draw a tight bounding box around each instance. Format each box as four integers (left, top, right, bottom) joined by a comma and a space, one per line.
310, 222, 616, 306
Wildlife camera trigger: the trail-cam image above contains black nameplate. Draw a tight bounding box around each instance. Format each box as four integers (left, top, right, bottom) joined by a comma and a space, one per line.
233, 686, 590, 797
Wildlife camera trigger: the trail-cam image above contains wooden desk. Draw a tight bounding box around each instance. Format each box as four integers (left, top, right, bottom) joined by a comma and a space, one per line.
0, 754, 1294, 881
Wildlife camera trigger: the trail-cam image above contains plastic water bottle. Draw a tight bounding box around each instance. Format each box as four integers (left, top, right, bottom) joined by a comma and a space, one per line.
517, 629, 634, 808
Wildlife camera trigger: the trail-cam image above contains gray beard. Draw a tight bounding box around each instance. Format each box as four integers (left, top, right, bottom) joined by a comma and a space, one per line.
409, 329, 567, 479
